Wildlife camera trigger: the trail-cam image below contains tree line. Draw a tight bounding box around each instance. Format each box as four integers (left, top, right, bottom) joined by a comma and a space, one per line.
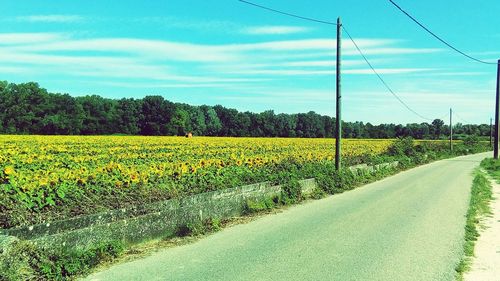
0, 81, 491, 139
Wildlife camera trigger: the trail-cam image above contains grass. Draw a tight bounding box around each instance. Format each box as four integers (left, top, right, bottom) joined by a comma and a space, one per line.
479, 157, 500, 181
455, 160, 494, 280
0, 239, 124, 281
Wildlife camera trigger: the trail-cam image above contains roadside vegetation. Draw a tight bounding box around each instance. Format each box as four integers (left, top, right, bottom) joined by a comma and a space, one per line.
479, 157, 500, 181
0, 136, 489, 229
455, 159, 495, 279
0, 136, 490, 281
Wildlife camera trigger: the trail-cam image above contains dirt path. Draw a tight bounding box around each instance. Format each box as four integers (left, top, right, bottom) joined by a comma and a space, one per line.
464, 177, 500, 281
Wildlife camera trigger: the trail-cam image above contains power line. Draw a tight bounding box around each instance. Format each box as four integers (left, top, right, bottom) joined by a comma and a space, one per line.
237, 0, 438, 121
238, 0, 338, 26
453, 111, 471, 124
388, 0, 498, 65
342, 25, 434, 121
438, 112, 449, 121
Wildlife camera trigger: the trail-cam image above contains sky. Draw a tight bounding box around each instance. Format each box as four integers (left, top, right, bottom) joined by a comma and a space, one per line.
1, 0, 499, 125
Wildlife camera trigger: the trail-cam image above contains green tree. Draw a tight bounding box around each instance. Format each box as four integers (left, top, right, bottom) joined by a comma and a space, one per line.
169, 108, 189, 135
116, 98, 142, 135
431, 119, 445, 139
201, 106, 222, 136
187, 106, 207, 136
140, 96, 173, 135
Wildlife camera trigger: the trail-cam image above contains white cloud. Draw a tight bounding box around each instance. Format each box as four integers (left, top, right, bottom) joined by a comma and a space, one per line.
412, 71, 489, 77
242, 26, 310, 35
136, 17, 240, 33
0, 66, 33, 74
9, 38, 239, 62
97, 81, 254, 89
343, 47, 441, 56
209, 67, 432, 76
4, 36, 439, 65
16, 15, 84, 23
222, 39, 395, 52
283, 60, 369, 67
344, 68, 433, 75
0, 33, 64, 45
0, 32, 445, 93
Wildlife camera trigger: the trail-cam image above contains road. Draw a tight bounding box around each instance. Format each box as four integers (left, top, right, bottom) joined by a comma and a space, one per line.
85, 152, 489, 281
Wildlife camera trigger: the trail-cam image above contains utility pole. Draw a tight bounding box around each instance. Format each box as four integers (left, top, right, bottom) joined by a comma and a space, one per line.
335, 17, 342, 171
495, 59, 500, 159
450, 108, 453, 152
490, 117, 493, 148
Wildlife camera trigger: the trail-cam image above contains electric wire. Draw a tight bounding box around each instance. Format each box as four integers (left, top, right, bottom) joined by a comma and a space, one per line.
453, 111, 471, 124
388, 0, 498, 65
238, 0, 338, 26
342, 25, 434, 121
438, 113, 449, 121
237, 0, 451, 122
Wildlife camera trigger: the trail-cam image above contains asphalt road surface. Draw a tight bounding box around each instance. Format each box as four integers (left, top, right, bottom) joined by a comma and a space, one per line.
85, 152, 490, 281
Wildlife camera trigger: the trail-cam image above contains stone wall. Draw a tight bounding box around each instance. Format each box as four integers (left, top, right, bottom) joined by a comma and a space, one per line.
1, 179, 317, 251
0, 163, 397, 252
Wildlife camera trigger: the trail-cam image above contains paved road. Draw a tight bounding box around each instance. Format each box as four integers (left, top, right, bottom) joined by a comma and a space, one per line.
85, 152, 490, 281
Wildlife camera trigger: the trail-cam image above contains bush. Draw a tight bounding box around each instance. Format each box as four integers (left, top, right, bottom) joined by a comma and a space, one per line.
178, 217, 224, 237
463, 135, 479, 147
245, 197, 278, 214
280, 179, 302, 204
0, 239, 124, 281
480, 158, 500, 180
271, 167, 302, 204
387, 137, 416, 157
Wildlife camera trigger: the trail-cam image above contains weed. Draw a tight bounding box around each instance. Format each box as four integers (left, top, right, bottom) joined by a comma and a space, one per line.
0, 239, 124, 281
455, 168, 493, 279
245, 197, 278, 214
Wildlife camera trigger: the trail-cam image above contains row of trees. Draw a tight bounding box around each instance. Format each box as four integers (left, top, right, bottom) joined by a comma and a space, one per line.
0, 81, 491, 139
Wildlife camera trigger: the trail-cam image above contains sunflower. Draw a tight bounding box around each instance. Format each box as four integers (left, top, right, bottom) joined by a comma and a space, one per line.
4, 166, 15, 175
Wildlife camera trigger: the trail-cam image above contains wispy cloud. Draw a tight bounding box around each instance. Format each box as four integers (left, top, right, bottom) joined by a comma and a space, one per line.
0, 33, 64, 45
16, 15, 84, 23
9, 38, 239, 62
0, 32, 444, 94
135, 17, 239, 33
344, 68, 433, 75
222, 68, 431, 76
242, 25, 310, 35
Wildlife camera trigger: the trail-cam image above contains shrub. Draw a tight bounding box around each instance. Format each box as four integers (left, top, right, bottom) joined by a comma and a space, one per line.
0, 239, 124, 281
463, 135, 479, 147
245, 197, 277, 214
387, 137, 416, 157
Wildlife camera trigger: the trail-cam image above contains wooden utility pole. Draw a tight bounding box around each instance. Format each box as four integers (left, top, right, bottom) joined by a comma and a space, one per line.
490, 117, 493, 147
495, 60, 500, 159
450, 108, 453, 152
335, 17, 342, 171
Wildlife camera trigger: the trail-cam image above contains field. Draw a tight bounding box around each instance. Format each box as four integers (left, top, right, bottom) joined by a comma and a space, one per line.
0, 136, 396, 226
1, 135, 463, 228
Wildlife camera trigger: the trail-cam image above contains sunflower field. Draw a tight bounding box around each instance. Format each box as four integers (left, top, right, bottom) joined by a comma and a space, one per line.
0, 135, 397, 227
2, 135, 474, 228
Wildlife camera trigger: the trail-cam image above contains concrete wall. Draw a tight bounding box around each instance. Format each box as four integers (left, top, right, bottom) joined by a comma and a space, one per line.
1, 179, 318, 251
0, 163, 396, 252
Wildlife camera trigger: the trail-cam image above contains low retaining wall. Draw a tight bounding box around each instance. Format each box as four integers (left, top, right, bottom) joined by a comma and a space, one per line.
1, 179, 317, 251
349, 161, 399, 175
0, 162, 397, 252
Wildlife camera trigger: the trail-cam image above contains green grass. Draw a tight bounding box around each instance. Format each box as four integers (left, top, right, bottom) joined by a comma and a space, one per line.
0, 239, 124, 281
479, 158, 500, 181
455, 161, 494, 280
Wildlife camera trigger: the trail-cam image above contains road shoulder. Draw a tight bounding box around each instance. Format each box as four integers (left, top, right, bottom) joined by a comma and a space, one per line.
464, 176, 500, 281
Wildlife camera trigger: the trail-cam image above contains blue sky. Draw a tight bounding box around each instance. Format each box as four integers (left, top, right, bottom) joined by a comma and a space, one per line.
1, 0, 499, 124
